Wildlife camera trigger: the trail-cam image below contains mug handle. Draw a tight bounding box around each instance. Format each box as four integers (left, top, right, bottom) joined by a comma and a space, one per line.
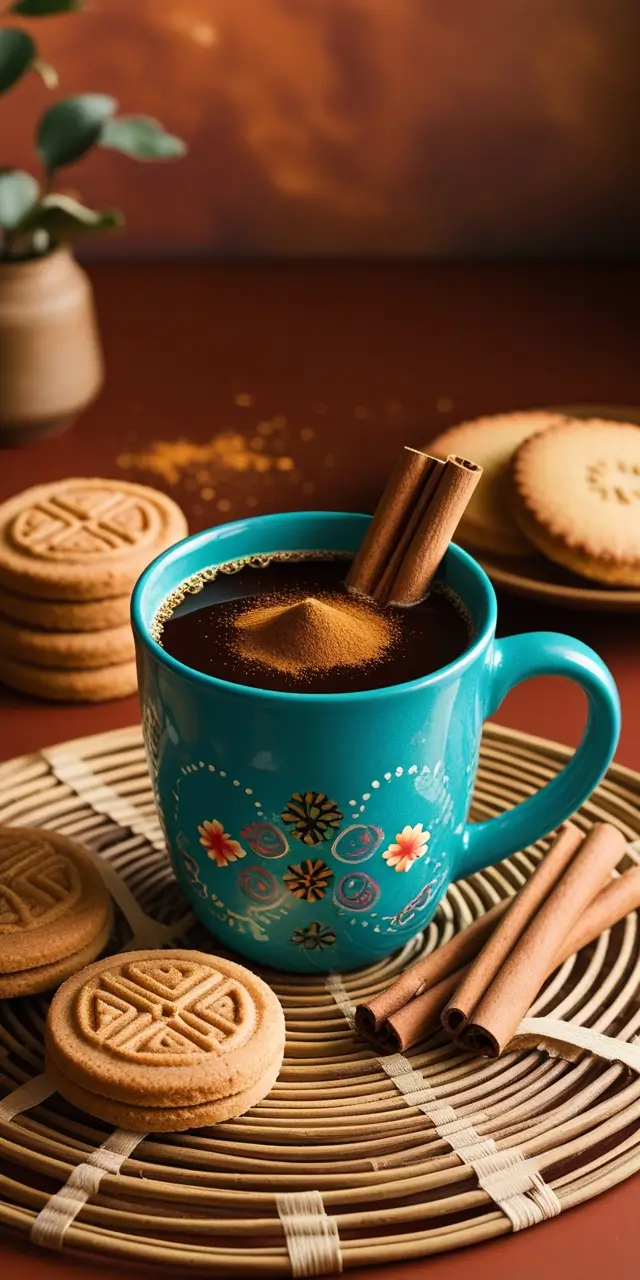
456, 632, 620, 880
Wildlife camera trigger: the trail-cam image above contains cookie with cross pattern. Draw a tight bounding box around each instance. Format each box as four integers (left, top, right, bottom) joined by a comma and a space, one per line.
0, 478, 188, 600
0, 826, 113, 997
45, 949, 286, 1131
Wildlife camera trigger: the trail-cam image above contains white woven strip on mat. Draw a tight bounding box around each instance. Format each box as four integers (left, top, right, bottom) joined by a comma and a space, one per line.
43, 744, 165, 852
380, 1053, 560, 1230
517, 1017, 640, 1070
30, 1128, 145, 1249
0, 1074, 55, 1121
276, 1190, 343, 1277
325, 974, 356, 1030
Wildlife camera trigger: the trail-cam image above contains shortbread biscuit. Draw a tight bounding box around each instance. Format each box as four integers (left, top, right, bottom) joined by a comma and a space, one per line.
0, 617, 134, 669
45, 1048, 282, 1131
0, 478, 188, 600
0, 827, 112, 974
47, 950, 286, 1105
508, 419, 640, 585
1, 655, 138, 701
428, 411, 568, 555
0, 586, 131, 632
0, 915, 112, 999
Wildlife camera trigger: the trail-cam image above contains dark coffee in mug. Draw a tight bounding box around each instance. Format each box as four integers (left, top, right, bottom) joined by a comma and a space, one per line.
155, 552, 473, 693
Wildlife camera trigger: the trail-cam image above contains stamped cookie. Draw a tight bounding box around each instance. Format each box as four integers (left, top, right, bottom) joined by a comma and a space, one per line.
1, 655, 138, 702
46, 950, 286, 1131
0, 827, 112, 994
0, 617, 134, 669
0, 915, 112, 999
0, 586, 131, 632
427, 412, 569, 555
0, 478, 188, 601
508, 419, 640, 585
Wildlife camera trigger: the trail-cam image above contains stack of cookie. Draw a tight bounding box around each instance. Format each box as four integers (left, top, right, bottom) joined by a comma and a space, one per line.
45, 950, 286, 1131
0, 477, 188, 701
0, 826, 113, 999
429, 413, 640, 586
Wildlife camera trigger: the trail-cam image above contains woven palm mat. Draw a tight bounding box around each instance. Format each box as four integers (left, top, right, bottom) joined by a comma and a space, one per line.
1, 722, 640, 1273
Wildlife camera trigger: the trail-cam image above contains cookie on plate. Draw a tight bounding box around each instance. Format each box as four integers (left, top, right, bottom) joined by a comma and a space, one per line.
0, 478, 188, 601
0, 827, 112, 998
508, 418, 640, 586
45, 950, 286, 1131
427, 411, 569, 555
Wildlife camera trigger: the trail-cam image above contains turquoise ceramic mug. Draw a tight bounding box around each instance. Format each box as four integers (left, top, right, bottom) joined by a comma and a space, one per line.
132, 511, 620, 973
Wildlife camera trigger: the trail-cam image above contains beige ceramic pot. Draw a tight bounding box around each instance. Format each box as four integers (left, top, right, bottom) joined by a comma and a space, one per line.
0, 247, 103, 444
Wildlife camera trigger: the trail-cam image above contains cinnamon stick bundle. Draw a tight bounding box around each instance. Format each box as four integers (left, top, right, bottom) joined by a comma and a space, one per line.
458, 822, 626, 1057
383, 859, 640, 1053
355, 822, 637, 1055
347, 446, 482, 605
441, 821, 583, 1036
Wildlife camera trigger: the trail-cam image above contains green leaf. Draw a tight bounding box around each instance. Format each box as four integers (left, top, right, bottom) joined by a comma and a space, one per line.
32, 57, 58, 88
0, 170, 39, 230
0, 28, 35, 94
37, 93, 117, 171
10, 0, 83, 14
100, 115, 187, 161
18, 193, 123, 242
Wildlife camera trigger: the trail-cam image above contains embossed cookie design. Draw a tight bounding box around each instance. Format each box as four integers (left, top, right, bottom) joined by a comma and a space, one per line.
0, 826, 112, 998
508, 419, 640, 585
0, 478, 188, 600
45, 950, 286, 1131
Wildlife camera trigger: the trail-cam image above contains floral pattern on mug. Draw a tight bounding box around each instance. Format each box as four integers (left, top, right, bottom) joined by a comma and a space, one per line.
198, 819, 246, 868
181, 851, 208, 899
283, 858, 333, 903
382, 823, 430, 872
281, 791, 344, 845
291, 921, 337, 951
240, 820, 289, 859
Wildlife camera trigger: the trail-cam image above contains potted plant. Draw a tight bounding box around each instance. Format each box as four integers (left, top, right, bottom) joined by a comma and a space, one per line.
0, 0, 186, 444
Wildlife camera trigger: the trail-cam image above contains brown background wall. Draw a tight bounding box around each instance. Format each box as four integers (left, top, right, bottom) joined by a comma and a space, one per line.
4, 0, 640, 258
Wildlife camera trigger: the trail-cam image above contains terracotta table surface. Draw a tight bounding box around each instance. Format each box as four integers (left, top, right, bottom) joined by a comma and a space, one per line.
1, 261, 639, 1278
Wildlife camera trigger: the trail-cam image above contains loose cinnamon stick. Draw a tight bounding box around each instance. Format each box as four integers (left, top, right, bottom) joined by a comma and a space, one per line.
460, 822, 627, 1058
554, 861, 640, 967
346, 447, 439, 598
387, 455, 482, 605
354, 899, 509, 1037
441, 822, 583, 1037
384, 968, 466, 1051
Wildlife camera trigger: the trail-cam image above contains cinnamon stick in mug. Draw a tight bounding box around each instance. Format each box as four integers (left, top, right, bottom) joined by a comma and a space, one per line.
354, 899, 509, 1037
386, 455, 482, 605
346, 447, 440, 598
461, 822, 627, 1057
441, 821, 583, 1037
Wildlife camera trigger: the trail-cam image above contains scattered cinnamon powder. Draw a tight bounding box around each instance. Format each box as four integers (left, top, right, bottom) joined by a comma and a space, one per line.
233, 594, 397, 676
117, 432, 295, 486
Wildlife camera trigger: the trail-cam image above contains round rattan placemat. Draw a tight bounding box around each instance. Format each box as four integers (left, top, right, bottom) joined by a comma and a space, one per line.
1, 722, 639, 1274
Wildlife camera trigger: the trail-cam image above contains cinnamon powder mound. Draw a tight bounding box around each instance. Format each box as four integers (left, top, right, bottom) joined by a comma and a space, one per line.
232, 595, 396, 675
